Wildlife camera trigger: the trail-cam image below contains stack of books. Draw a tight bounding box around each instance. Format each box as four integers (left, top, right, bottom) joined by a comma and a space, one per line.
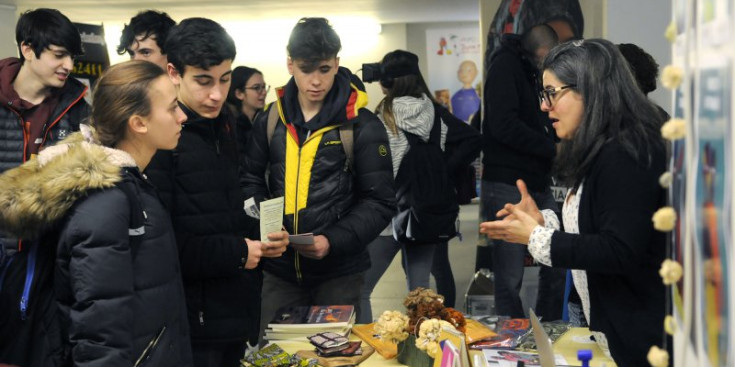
264, 305, 355, 341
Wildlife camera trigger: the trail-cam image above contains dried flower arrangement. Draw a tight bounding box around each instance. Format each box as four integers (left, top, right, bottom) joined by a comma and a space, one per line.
374, 288, 466, 359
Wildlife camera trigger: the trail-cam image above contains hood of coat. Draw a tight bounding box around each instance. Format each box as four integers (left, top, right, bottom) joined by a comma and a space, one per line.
276, 66, 369, 132
391, 94, 435, 141
0, 125, 136, 239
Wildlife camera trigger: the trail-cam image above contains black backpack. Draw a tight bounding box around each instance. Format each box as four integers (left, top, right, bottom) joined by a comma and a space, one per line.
392, 108, 459, 245
0, 171, 146, 367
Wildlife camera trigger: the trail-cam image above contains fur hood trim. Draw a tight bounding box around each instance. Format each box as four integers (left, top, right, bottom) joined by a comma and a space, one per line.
0, 128, 137, 239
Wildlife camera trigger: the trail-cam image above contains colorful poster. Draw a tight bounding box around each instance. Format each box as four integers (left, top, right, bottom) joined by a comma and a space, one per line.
425, 27, 482, 123
71, 23, 111, 104
694, 59, 731, 367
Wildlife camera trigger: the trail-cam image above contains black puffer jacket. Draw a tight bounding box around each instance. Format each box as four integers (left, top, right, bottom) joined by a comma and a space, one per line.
0, 57, 90, 254
0, 58, 90, 174
0, 132, 192, 367
241, 67, 395, 286
146, 103, 261, 344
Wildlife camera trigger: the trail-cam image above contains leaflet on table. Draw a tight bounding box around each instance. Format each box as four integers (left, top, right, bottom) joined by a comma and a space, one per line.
259, 197, 284, 242
482, 349, 567, 367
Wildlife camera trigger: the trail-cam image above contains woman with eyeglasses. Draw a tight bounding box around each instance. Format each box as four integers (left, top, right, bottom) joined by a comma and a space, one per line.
227, 66, 269, 161
480, 39, 668, 367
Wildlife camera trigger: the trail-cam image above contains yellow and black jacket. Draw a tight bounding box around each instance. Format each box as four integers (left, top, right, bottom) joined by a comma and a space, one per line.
241, 67, 395, 286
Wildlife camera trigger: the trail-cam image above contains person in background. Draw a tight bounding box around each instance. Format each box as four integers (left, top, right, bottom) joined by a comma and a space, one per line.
480, 39, 668, 367
480, 23, 565, 320
117, 10, 176, 70
358, 50, 480, 322
0, 60, 192, 367
241, 17, 395, 337
0, 9, 89, 365
617, 43, 670, 120
144, 18, 289, 367
226, 66, 268, 162
0, 7, 89, 173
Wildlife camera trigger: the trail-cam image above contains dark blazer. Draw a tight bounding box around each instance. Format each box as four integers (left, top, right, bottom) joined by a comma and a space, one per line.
550, 140, 667, 367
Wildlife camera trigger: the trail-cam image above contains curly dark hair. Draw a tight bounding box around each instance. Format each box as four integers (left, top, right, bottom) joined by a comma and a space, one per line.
117, 10, 176, 56
617, 43, 659, 95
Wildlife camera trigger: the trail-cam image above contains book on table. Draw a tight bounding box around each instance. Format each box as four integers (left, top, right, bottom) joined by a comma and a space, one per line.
264, 305, 355, 341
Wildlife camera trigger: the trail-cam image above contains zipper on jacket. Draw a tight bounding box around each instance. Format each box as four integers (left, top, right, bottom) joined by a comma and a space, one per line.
39, 86, 88, 148
198, 282, 205, 325
9, 109, 29, 163
294, 143, 303, 284
211, 121, 221, 156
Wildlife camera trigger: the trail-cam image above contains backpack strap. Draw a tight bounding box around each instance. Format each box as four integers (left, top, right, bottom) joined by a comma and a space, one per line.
428, 106, 443, 147
266, 104, 279, 147
117, 169, 146, 259
265, 102, 354, 170
18, 241, 38, 320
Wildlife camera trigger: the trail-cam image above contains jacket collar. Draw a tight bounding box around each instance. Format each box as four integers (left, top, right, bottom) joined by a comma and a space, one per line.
276, 66, 368, 132
0, 125, 134, 239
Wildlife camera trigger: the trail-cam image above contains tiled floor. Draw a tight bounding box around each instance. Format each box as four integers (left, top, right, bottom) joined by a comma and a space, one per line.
367, 202, 483, 320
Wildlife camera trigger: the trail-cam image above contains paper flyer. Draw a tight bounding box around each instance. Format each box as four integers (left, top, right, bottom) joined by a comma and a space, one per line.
482, 349, 566, 367
289, 233, 314, 245
259, 197, 284, 243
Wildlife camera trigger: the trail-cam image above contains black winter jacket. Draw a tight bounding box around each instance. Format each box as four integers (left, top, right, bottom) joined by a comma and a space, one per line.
481, 35, 556, 193
0, 57, 90, 253
241, 68, 395, 286
0, 132, 192, 367
146, 104, 262, 344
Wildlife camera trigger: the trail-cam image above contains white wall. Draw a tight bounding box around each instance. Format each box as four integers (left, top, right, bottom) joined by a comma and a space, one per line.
0, 5, 17, 59
97, 17, 403, 113
605, 0, 673, 112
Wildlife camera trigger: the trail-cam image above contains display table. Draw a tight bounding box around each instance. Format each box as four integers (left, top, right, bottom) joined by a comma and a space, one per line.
275, 326, 617, 367
550, 328, 617, 367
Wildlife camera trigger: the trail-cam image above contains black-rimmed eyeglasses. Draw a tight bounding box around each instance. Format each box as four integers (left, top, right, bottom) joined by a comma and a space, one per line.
245, 84, 270, 94
538, 85, 576, 108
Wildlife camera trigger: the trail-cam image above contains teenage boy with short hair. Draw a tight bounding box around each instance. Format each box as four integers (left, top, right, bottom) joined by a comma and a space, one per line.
0, 8, 88, 173
117, 10, 176, 70
144, 17, 288, 367
0, 8, 89, 365
241, 17, 395, 340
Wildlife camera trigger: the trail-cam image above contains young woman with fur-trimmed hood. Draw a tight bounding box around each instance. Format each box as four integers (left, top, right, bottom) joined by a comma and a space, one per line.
0, 61, 192, 367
